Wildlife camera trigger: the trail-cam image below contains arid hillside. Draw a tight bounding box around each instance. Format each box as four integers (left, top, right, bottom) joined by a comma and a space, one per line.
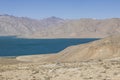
48, 35, 120, 62
17, 35, 120, 62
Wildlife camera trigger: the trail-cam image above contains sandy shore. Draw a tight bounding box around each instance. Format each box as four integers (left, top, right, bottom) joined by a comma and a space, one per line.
16, 54, 55, 63
0, 57, 24, 65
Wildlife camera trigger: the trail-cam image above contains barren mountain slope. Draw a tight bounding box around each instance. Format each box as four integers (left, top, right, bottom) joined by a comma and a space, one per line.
0, 15, 64, 37
0, 15, 120, 38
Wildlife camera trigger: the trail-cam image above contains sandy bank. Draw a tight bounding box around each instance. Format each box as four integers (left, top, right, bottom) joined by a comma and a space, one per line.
0, 57, 24, 65
16, 54, 56, 63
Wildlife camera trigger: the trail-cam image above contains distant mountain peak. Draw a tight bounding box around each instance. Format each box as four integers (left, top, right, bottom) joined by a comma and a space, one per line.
40, 16, 64, 26
48, 16, 60, 18
44, 16, 64, 21
0, 14, 15, 17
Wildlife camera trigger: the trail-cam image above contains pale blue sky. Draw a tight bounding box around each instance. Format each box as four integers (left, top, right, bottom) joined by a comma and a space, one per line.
0, 0, 120, 19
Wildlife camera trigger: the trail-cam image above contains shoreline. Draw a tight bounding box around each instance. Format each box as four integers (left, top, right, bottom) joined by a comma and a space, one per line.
0, 53, 56, 64
0, 35, 101, 39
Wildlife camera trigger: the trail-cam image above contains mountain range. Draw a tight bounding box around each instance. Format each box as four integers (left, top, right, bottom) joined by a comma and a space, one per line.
0, 14, 120, 38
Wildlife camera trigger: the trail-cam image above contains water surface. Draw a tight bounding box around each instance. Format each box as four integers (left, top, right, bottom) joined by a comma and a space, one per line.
0, 36, 99, 56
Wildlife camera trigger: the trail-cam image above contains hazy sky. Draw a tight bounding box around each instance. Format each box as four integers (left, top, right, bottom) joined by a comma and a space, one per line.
0, 0, 120, 19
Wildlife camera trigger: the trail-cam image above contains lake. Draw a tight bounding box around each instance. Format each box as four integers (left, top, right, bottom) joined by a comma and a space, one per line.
0, 36, 99, 56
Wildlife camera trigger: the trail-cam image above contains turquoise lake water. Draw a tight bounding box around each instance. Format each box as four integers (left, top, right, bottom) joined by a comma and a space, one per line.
0, 36, 99, 56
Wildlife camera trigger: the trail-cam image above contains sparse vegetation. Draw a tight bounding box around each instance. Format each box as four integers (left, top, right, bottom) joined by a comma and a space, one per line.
0, 59, 120, 80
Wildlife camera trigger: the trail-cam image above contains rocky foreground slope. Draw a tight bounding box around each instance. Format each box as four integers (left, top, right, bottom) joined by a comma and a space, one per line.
1, 57, 120, 80
1, 14, 120, 38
